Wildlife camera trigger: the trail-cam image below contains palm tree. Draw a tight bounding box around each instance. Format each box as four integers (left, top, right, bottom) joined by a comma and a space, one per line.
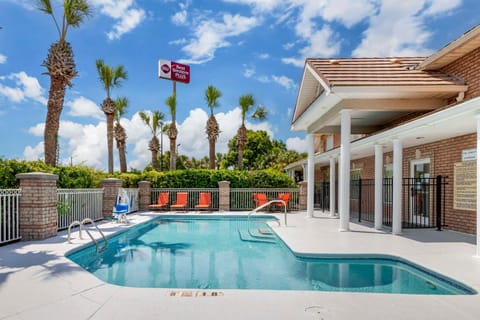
114, 97, 128, 173
204, 85, 222, 169
38, 0, 91, 166
165, 94, 178, 170
139, 111, 165, 171
237, 95, 267, 170
96, 59, 128, 174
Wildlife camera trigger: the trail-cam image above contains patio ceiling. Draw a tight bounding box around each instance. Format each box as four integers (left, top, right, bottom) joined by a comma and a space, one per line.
312, 96, 480, 166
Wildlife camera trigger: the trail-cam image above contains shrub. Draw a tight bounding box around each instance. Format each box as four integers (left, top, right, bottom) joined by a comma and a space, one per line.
0, 158, 296, 189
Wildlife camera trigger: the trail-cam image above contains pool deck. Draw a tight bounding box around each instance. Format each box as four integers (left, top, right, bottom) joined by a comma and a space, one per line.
1, 211, 480, 320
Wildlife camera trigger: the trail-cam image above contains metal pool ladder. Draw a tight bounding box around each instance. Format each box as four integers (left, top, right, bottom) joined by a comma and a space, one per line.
247, 199, 287, 227
68, 218, 108, 253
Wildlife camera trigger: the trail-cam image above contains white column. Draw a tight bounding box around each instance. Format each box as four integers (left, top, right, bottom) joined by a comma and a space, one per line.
476, 117, 480, 256
392, 139, 402, 235
307, 133, 315, 218
329, 156, 336, 217
374, 144, 383, 230
339, 110, 351, 231
302, 164, 307, 181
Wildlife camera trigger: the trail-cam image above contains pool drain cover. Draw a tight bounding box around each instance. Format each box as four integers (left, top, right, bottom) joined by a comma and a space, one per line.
168, 291, 224, 297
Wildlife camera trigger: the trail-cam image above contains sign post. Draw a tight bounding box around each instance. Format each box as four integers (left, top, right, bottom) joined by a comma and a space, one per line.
158, 59, 190, 170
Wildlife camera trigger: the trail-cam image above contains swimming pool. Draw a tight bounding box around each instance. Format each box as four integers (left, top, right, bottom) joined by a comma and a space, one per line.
67, 216, 475, 294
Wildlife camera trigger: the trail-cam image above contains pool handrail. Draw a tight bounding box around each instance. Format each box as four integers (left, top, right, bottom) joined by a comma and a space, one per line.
248, 199, 286, 227
67, 218, 108, 253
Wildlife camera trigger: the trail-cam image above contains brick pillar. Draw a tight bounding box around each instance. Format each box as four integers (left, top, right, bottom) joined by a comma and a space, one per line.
218, 181, 230, 211
16, 172, 59, 241
102, 178, 122, 219
299, 181, 308, 210
138, 181, 151, 211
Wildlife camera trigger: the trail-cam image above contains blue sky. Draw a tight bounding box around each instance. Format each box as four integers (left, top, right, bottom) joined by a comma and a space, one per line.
0, 0, 478, 170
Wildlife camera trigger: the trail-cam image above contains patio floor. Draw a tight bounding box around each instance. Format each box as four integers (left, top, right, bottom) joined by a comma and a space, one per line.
1, 211, 480, 320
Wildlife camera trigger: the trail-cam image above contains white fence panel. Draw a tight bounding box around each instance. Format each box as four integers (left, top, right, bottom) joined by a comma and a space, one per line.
57, 189, 103, 230
0, 189, 21, 244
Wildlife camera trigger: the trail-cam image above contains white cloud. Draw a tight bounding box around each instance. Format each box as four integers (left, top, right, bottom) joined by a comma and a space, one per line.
283, 42, 295, 50
282, 25, 340, 67
169, 38, 188, 46
0, 54, 6, 64
258, 53, 270, 59
245, 71, 296, 90
171, 2, 190, 26
424, 0, 462, 16
286, 136, 307, 153
24, 142, 44, 161
352, 0, 461, 57
271, 75, 296, 90
222, 0, 283, 12
91, 0, 146, 40
66, 96, 103, 119
0, 71, 47, 105
179, 14, 259, 64
243, 66, 256, 78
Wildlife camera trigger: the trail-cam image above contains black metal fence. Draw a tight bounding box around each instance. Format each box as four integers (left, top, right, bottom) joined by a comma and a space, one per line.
315, 176, 448, 229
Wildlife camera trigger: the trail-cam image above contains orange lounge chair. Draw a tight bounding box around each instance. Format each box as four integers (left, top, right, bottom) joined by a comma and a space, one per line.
195, 192, 211, 211
171, 192, 188, 211
253, 193, 268, 208
149, 192, 169, 210
273, 193, 290, 211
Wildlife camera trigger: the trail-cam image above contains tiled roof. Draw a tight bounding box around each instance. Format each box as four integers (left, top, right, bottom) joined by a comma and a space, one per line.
306, 57, 465, 87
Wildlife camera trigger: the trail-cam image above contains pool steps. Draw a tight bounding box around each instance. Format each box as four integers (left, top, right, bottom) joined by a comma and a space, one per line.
238, 229, 276, 244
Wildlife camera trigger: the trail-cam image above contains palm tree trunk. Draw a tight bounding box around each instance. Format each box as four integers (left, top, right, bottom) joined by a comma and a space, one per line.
106, 113, 114, 173
44, 76, 67, 166
209, 139, 216, 169
168, 123, 177, 170
152, 149, 159, 170
238, 143, 244, 170
170, 137, 176, 170
119, 146, 127, 172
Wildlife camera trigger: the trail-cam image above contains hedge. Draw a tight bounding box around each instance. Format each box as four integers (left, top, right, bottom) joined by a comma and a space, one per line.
0, 159, 296, 189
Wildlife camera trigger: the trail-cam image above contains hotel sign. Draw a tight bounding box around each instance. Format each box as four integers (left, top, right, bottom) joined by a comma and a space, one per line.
462, 149, 477, 162
158, 59, 190, 84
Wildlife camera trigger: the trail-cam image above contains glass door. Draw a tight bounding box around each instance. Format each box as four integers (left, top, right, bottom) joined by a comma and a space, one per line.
410, 159, 430, 226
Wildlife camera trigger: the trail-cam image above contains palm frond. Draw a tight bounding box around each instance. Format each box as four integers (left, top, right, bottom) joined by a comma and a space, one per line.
114, 97, 129, 119
165, 94, 177, 117
38, 0, 53, 14
205, 85, 222, 115
238, 94, 255, 123
252, 106, 267, 120
113, 65, 128, 86
64, 0, 91, 27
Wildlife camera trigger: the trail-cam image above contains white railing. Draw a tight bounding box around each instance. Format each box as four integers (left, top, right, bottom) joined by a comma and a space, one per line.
123, 188, 139, 213
0, 189, 21, 244
230, 188, 299, 211
57, 189, 103, 230
151, 188, 219, 210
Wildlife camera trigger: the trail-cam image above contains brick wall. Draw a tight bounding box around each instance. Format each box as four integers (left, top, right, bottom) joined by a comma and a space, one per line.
442, 46, 480, 100
403, 133, 477, 234
313, 133, 477, 234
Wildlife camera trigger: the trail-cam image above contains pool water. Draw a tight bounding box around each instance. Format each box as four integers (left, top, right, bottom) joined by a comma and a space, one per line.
67, 216, 475, 294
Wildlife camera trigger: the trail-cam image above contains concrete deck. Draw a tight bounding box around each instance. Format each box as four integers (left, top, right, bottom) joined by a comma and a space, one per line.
1, 211, 480, 320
